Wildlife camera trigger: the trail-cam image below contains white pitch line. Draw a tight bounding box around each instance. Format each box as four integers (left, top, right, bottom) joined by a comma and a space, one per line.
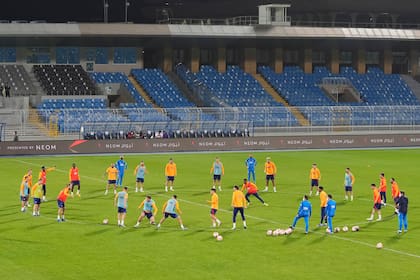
12, 158, 420, 259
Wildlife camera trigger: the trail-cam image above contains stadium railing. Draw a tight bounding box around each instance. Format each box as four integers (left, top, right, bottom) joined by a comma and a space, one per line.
4, 105, 420, 140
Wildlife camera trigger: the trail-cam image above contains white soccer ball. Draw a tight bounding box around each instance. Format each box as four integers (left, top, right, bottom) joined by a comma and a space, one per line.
102, 218, 109, 225
213, 232, 219, 238
284, 228, 293, 235
278, 229, 286, 235
334, 227, 341, 233
352, 226, 360, 232
376, 242, 383, 249
272, 229, 279, 236
216, 235, 223, 241
266, 230, 273, 236
342, 226, 349, 232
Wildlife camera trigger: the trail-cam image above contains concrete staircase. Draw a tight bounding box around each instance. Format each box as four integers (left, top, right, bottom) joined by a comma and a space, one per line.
167, 71, 204, 107
401, 75, 420, 102
253, 74, 310, 126
128, 76, 163, 110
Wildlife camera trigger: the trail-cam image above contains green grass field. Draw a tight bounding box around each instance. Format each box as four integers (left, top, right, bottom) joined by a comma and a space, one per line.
1, 149, 419, 279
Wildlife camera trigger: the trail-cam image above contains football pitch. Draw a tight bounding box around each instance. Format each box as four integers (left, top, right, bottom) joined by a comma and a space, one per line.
1, 149, 419, 279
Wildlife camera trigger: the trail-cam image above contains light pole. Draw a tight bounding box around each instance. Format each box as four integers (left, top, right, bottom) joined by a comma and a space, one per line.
103, 0, 109, 23
125, 0, 130, 23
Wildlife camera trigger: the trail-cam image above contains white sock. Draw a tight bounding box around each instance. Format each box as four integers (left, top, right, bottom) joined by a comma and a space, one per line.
243, 221, 247, 227
232, 222, 236, 229
345, 195, 348, 200
135, 187, 138, 192
118, 220, 121, 225
350, 195, 353, 201
62, 215, 65, 220
273, 187, 277, 192
181, 224, 185, 230
140, 188, 143, 192
212, 222, 216, 227
57, 215, 60, 220
165, 186, 168, 191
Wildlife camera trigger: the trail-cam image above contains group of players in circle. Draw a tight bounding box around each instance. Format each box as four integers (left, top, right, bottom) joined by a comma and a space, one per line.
18, 154, 409, 234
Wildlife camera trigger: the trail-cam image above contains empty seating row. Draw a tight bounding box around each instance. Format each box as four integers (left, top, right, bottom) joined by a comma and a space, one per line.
34, 64, 96, 95
0, 64, 36, 95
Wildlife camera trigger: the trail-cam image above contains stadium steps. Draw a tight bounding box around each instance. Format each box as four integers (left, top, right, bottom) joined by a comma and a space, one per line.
28, 109, 57, 137
401, 75, 420, 102
253, 74, 310, 126
127, 75, 163, 111
167, 71, 204, 107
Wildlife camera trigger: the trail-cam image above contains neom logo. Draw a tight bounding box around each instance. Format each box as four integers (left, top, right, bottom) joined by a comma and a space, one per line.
35, 144, 57, 151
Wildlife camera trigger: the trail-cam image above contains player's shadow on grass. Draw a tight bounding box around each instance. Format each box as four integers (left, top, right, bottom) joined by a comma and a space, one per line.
27, 222, 56, 230
307, 233, 327, 245
0, 217, 27, 225
191, 191, 211, 196
85, 227, 114, 236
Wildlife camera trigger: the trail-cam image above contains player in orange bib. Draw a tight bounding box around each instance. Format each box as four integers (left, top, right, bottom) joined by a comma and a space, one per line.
38, 165, 55, 202
367, 183, 382, 221
57, 184, 72, 222
263, 157, 277, 192
164, 158, 177, 192
69, 163, 81, 197
207, 188, 221, 227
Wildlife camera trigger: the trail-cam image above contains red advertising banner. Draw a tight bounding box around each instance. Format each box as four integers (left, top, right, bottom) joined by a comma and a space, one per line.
1, 134, 420, 156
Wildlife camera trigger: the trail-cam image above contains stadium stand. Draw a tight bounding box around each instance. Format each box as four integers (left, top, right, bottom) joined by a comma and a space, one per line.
258, 65, 420, 125
0, 64, 36, 96
176, 64, 299, 126
34, 64, 96, 95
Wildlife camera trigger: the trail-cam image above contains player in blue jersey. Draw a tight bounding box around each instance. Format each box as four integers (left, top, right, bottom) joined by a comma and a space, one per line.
290, 195, 312, 234
134, 161, 147, 192
210, 157, 225, 191
245, 154, 257, 183
114, 186, 128, 227
326, 194, 337, 234
116, 156, 128, 187
134, 195, 158, 227
157, 195, 185, 230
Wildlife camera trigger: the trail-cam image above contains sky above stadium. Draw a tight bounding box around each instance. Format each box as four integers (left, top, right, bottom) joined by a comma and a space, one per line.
2, 0, 418, 24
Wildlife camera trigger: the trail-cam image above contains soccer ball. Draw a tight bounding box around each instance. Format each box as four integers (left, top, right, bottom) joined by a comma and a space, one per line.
342, 226, 349, 232
334, 227, 341, 233
216, 235, 223, 241
213, 232, 219, 238
376, 242, 383, 249
278, 229, 285, 235
272, 229, 279, 236
266, 230, 273, 236
352, 226, 360, 232
102, 218, 109, 225
284, 228, 293, 235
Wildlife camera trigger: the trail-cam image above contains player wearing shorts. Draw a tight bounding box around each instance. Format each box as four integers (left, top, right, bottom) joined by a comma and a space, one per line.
157, 195, 185, 230
231, 185, 247, 230
23, 169, 33, 207
134, 195, 158, 227
69, 163, 81, 197
31, 179, 43, 216
379, 173, 387, 205
164, 158, 177, 192
309, 163, 321, 196
134, 161, 147, 193
207, 188, 221, 227
390, 177, 401, 214
263, 157, 277, 192
114, 186, 128, 227
38, 165, 55, 202
367, 183, 382, 221
210, 157, 224, 191
57, 184, 72, 222
20, 175, 30, 212
104, 163, 119, 195
344, 167, 355, 201
241, 178, 268, 206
